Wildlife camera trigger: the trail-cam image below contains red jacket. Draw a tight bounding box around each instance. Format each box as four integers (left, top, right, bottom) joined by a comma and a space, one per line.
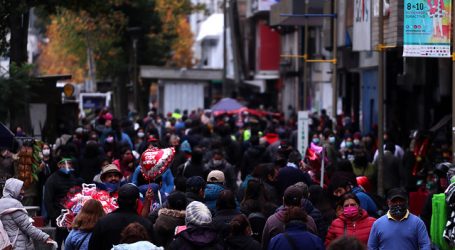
325, 209, 376, 246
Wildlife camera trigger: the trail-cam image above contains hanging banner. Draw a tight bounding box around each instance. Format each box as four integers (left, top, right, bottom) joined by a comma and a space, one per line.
353, 0, 372, 51
403, 0, 452, 57
297, 111, 310, 157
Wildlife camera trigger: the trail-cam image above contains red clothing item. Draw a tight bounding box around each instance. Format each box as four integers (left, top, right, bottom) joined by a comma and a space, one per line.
325, 209, 376, 246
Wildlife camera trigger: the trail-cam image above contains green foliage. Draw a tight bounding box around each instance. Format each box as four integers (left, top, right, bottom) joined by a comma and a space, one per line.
0, 63, 36, 122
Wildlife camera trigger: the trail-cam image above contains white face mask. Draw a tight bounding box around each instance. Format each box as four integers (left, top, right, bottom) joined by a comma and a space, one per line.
42, 149, 51, 156
353, 139, 360, 145
213, 160, 223, 166
137, 132, 145, 138
106, 136, 114, 143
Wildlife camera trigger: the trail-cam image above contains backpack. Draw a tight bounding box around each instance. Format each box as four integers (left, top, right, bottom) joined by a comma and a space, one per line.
0, 208, 28, 250
248, 212, 266, 242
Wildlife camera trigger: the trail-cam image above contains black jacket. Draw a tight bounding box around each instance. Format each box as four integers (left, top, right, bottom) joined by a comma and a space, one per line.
44, 170, 82, 221
225, 235, 261, 250
88, 207, 154, 250
168, 225, 224, 250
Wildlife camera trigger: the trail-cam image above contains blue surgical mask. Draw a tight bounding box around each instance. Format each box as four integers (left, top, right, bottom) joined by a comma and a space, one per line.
329, 137, 336, 144
346, 141, 353, 148
312, 138, 320, 144
59, 168, 73, 175
104, 182, 120, 192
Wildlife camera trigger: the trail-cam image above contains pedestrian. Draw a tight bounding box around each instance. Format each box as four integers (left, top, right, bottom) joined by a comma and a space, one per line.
268, 207, 324, 250
88, 183, 154, 250
212, 190, 241, 237
95, 164, 124, 194
44, 157, 82, 248
0, 178, 54, 249
153, 191, 187, 248
367, 188, 431, 250
185, 176, 206, 203
325, 193, 376, 246
112, 222, 163, 250
275, 150, 312, 196
225, 214, 261, 250
64, 199, 105, 250
168, 201, 224, 250
327, 236, 366, 250
205, 149, 237, 192
262, 185, 318, 249
204, 170, 227, 214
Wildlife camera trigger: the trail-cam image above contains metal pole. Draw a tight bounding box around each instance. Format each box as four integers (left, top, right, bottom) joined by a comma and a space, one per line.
452, 0, 455, 164
303, 0, 309, 111
321, 146, 325, 188
377, 0, 385, 196
332, 0, 338, 121
223, 0, 228, 97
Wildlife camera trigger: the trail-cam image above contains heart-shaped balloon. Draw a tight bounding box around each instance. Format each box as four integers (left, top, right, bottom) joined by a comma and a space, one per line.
140, 147, 175, 181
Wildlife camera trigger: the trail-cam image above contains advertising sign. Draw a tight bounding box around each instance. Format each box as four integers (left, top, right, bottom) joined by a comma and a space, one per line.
353, 0, 372, 51
297, 111, 310, 157
403, 0, 452, 57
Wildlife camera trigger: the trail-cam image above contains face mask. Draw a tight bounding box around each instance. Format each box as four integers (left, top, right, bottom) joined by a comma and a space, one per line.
312, 138, 320, 145
343, 206, 359, 219
389, 204, 408, 219
106, 137, 114, 143
103, 182, 120, 192
346, 141, 353, 148
137, 132, 145, 138
123, 155, 134, 163
42, 149, 51, 156
329, 137, 336, 144
353, 139, 360, 145
213, 160, 223, 166
59, 168, 73, 175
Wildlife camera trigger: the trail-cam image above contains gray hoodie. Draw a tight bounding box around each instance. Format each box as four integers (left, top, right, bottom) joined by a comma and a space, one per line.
0, 178, 49, 249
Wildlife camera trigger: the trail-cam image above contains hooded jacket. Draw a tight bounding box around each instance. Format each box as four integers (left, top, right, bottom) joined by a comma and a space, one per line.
0, 178, 49, 249
168, 225, 224, 250
153, 208, 186, 248
204, 183, 225, 214
261, 207, 317, 250
324, 208, 376, 246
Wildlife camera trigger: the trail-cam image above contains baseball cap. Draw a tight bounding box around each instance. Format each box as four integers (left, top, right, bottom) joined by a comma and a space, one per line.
207, 170, 225, 183
387, 187, 408, 201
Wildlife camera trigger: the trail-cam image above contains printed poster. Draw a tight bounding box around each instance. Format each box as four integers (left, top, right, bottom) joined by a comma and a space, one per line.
403, 0, 452, 57
353, 0, 372, 51
297, 111, 310, 157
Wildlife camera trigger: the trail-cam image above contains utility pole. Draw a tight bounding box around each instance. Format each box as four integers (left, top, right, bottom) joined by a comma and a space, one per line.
303, 0, 309, 111
331, 0, 338, 121
222, 0, 228, 97
377, 0, 385, 196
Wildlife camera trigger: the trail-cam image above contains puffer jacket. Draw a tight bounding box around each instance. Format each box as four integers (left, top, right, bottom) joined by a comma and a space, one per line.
324, 208, 376, 246
0, 178, 49, 249
204, 183, 225, 214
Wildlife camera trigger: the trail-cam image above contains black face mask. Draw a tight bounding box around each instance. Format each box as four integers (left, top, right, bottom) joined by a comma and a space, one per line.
389, 204, 407, 219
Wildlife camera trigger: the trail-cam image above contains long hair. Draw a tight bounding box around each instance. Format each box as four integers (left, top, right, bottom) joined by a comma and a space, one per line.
71, 199, 105, 231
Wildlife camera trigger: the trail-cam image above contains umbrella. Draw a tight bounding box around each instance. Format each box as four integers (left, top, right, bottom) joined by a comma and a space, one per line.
211, 98, 244, 112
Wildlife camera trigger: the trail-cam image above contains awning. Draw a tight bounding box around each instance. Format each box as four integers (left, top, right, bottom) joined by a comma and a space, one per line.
244, 80, 266, 93
196, 14, 224, 42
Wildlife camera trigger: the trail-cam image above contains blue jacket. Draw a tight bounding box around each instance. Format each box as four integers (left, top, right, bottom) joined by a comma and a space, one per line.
131, 166, 174, 195
268, 222, 324, 250
368, 212, 431, 250
351, 187, 378, 216
64, 229, 91, 250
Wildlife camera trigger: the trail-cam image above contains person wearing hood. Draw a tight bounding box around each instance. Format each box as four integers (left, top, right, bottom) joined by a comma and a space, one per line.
262, 185, 318, 250
325, 193, 376, 246
168, 201, 224, 250
225, 214, 261, 250
153, 191, 187, 248
88, 183, 154, 250
204, 149, 237, 192
0, 178, 53, 249
268, 207, 324, 250
275, 150, 312, 196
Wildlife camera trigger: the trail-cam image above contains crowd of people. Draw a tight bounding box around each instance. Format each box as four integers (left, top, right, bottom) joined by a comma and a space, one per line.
0, 107, 451, 250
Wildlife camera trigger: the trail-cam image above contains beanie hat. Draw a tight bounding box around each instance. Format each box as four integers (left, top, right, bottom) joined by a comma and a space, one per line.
185, 201, 212, 226
180, 140, 192, 153
167, 191, 187, 210
186, 176, 206, 193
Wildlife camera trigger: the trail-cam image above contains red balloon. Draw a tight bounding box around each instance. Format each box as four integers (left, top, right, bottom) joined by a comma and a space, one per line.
140, 147, 175, 181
